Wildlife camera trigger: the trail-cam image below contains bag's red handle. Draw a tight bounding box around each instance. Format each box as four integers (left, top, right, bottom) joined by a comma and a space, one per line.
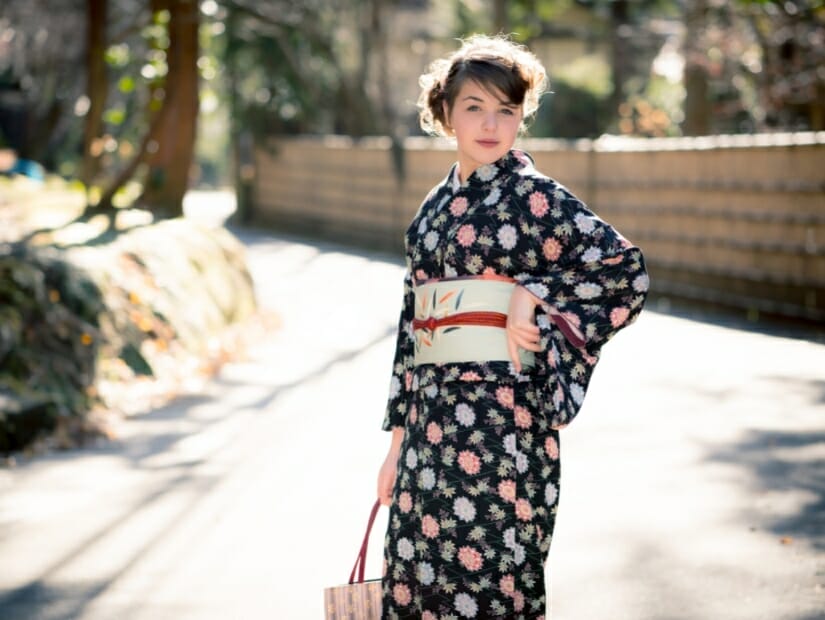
348, 499, 382, 584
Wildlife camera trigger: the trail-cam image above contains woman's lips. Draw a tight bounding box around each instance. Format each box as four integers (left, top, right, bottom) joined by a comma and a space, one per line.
476, 139, 500, 148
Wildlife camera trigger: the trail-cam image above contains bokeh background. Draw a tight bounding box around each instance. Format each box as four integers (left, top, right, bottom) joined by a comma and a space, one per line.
1, 3, 825, 619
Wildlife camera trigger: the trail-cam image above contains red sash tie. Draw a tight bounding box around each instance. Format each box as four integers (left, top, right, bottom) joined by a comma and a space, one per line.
412, 311, 508, 331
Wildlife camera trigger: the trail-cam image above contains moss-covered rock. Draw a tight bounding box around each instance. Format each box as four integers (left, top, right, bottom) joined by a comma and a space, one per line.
0, 218, 257, 454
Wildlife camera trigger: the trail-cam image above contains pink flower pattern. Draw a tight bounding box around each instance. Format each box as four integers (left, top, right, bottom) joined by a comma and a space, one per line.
457, 450, 481, 475
498, 479, 517, 503
495, 386, 515, 409
456, 224, 477, 247
421, 514, 440, 539
515, 498, 533, 521
426, 421, 443, 444
450, 196, 469, 216
542, 237, 562, 262
610, 306, 630, 327
514, 405, 532, 429
458, 546, 484, 571
529, 191, 549, 217
393, 583, 411, 606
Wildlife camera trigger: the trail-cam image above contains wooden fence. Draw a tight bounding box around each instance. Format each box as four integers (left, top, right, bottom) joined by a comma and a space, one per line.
252, 133, 825, 322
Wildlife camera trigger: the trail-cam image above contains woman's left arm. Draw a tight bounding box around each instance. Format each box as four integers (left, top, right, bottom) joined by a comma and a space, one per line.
512, 184, 650, 355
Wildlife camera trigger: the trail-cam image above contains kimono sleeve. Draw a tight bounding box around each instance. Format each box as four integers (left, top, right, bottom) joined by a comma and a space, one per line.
514, 183, 649, 427
514, 184, 649, 353
382, 270, 416, 431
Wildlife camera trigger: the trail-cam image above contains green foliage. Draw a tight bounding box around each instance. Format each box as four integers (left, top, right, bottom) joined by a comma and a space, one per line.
553, 55, 613, 99
0, 246, 102, 453
118, 76, 136, 94
104, 43, 131, 68
532, 79, 611, 138
508, 0, 575, 41
103, 107, 127, 126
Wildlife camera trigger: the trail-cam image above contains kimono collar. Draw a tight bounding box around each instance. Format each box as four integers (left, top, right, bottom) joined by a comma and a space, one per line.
448, 149, 534, 193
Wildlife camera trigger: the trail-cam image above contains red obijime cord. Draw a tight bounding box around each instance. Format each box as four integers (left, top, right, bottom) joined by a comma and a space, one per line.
413, 311, 508, 331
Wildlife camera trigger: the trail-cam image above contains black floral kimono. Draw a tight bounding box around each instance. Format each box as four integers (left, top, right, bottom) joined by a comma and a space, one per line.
381, 149, 648, 619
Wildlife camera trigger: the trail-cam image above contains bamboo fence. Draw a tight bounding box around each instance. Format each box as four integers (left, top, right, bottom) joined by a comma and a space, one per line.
253, 133, 825, 322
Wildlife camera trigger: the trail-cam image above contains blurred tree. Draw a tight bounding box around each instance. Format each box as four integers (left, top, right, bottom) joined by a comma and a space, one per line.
138, 0, 199, 214
82, 0, 108, 187
94, 0, 199, 216
219, 0, 382, 137
0, 0, 201, 216
680, 0, 824, 134
216, 0, 389, 219
682, 0, 711, 134
2, 0, 821, 192
493, 0, 508, 32
475, 0, 673, 137
740, 0, 825, 131
0, 0, 86, 169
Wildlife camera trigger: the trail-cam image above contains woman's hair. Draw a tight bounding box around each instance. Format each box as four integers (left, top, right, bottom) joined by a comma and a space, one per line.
418, 34, 548, 137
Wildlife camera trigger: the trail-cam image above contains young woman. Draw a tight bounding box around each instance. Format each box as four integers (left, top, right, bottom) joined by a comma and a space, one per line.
376, 35, 648, 619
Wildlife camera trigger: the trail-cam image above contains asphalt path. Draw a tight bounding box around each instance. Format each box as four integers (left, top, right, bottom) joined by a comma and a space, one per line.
0, 226, 823, 619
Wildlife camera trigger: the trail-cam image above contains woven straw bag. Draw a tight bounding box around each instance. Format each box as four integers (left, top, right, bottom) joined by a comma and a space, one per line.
324, 500, 382, 619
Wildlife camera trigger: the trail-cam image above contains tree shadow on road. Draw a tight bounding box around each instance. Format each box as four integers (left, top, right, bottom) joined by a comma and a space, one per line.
0, 579, 115, 620
704, 426, 825, 551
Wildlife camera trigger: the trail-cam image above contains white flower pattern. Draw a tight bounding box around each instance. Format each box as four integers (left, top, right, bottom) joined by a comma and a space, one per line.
497, 224, 518, 250
419, 467, 436, 490
574, 282, 603, 300
455, 403, 476, 426
453, 496, 477, 522
455, 592, 479, 617
581, 246, 603, 263
424, 230, 439, 251
397, 537, 415, 560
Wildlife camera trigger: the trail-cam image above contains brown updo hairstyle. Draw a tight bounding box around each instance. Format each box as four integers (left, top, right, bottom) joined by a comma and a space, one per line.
418, 34, 548, 137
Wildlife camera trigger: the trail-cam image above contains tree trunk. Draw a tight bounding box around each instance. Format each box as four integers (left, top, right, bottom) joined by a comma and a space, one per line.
95, 95, 173, 213
82, 0, 108, 190
682, 0, 711, 135
609, 0, 630, 120
226, 6, 252, 224
493, 0, 508, 34
140, 0, 199, 216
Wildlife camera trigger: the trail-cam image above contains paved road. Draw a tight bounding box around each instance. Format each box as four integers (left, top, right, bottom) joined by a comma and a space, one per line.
1, 228, 823, 619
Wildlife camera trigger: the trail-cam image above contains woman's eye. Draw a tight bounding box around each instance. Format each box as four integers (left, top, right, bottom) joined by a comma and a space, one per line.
467, 105, 481, 111
500, 108, 514, 115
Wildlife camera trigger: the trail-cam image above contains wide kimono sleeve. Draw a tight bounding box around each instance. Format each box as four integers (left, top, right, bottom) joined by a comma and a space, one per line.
382, 269, 417, 431
513, 181, 649, 427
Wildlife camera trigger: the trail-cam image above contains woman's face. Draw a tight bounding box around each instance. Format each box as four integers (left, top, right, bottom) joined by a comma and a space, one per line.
444, 79, 523, 182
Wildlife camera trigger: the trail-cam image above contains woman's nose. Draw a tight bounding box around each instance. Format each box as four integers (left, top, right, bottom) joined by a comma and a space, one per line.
482, 112, 497, 130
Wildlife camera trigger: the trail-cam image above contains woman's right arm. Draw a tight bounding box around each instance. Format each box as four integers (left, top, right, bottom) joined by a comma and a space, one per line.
378, 271, 416, 505
377, 427, 405, 506
382, 270, 416, 430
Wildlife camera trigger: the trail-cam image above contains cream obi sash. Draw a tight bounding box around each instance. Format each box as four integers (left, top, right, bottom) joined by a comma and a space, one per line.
412, 276, 535, 368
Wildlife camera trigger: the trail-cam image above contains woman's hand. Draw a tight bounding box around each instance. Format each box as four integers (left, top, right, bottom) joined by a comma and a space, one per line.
506, 285, 542, 373
377, 427, 405, 506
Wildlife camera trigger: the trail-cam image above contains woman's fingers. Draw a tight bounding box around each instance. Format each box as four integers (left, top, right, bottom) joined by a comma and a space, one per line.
506, 324, 543, 372
377, 457, 397, 506
508, 324, 542, 351
378, 471, 392, 506
507, 335, 522, 373
506, 285, 543, 371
